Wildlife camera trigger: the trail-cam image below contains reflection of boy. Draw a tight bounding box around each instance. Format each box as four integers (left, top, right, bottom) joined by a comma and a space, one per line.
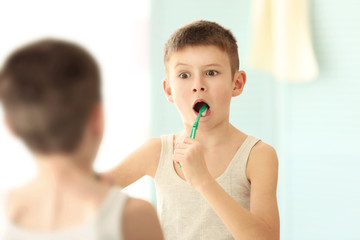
0, 39, 163, 240
105, 20, 279, 239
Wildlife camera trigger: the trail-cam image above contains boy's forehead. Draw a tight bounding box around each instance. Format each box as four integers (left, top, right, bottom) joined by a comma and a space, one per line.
167, 45, 230, 68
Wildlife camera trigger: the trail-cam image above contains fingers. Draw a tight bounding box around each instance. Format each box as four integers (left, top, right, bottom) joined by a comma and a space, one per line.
173, 141, 190, 167
177, 136, 195, 144
175, 136, 195, 149
173, 136, 198, 168
173, 148, 185, 165
182, 136, 195, 144
174, 147, 186, 155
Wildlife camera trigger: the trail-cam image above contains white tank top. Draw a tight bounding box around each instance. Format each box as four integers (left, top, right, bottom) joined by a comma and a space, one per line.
154, 134, 260, 240
0, 186, 128, 240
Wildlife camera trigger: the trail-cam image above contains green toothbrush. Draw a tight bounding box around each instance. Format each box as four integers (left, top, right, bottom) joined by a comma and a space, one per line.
190, 103, 208, 139
180, 103, 208, 168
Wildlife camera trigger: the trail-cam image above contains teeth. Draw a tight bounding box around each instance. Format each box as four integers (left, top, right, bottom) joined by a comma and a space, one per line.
201, 108, 207, 117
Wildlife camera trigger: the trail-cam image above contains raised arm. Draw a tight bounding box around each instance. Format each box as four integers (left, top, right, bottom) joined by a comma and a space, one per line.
101, 137, 161, 187
199, 141, 279, 239
174, 137, 280, 240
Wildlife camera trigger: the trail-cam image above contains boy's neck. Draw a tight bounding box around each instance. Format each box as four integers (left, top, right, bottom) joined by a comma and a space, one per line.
33, 153, 95, 186
183, 121, 238, 147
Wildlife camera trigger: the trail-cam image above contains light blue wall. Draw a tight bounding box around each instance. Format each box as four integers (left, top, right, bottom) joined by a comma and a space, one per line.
149, 0, 360, 239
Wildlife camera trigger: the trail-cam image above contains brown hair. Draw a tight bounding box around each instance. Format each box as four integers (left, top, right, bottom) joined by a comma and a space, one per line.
164, 20, 239, 76
0, 39, 101, 153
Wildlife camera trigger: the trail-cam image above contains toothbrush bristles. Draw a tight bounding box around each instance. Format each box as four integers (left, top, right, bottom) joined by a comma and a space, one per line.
201, 108, 207, 117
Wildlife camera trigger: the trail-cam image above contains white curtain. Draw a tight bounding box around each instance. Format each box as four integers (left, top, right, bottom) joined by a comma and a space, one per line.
248, 0, 319, 82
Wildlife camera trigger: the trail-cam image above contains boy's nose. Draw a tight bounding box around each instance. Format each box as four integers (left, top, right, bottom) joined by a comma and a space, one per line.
192, 78, 207, 92
192, 87, 206, 92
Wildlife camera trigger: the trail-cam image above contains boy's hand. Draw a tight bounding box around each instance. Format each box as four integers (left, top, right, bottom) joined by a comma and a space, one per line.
97, 171, 115, 186
173, 136, 213, 189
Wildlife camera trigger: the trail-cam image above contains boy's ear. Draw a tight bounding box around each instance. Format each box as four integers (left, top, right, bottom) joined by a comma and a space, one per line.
89, 103, 104, 138
162, 78, 174, 103
232, 70, 247, 97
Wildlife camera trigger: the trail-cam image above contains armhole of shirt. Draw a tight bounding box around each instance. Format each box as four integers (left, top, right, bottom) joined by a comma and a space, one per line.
154, 134, 173, 182
239, 136, 261, 188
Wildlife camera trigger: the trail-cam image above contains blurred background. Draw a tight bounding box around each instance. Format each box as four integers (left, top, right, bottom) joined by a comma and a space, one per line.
1, 0, 360, 239
0, 0, 153, 203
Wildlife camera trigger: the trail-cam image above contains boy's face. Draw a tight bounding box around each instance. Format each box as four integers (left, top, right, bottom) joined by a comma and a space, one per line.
163, 45, 245, 129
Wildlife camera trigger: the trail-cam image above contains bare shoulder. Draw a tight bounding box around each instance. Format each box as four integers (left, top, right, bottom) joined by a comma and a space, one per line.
250, 140, 278, 160
142, 137, 162, 152
122, 197, 163, 240
6, 184, 36, 218
246, 140, 278, 183
135, 137, 162, 160
6, 188, 23, 218
123, 197, 156, 216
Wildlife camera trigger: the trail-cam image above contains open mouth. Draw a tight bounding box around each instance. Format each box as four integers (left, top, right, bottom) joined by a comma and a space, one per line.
193, 101, 210, 116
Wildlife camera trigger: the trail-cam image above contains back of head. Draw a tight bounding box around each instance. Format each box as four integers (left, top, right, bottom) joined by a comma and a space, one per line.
164, 20, 239, 75
0, 39, 101, 154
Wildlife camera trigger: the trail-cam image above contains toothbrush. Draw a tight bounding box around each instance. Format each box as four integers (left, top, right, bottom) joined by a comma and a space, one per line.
180, 103, 208, 168
190, 103, 208, 139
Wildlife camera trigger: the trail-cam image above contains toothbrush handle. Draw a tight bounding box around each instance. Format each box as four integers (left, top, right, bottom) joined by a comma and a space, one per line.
190, 126, 197, 139
183, 104, 207, 168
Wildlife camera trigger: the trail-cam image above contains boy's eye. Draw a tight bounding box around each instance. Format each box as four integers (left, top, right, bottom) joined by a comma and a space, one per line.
179, 72, 190, 79
206, 70, 218, 76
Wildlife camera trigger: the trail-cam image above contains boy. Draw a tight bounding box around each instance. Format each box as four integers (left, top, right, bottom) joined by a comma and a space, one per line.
0, 39, 163, 240
105, 20, 279, 239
